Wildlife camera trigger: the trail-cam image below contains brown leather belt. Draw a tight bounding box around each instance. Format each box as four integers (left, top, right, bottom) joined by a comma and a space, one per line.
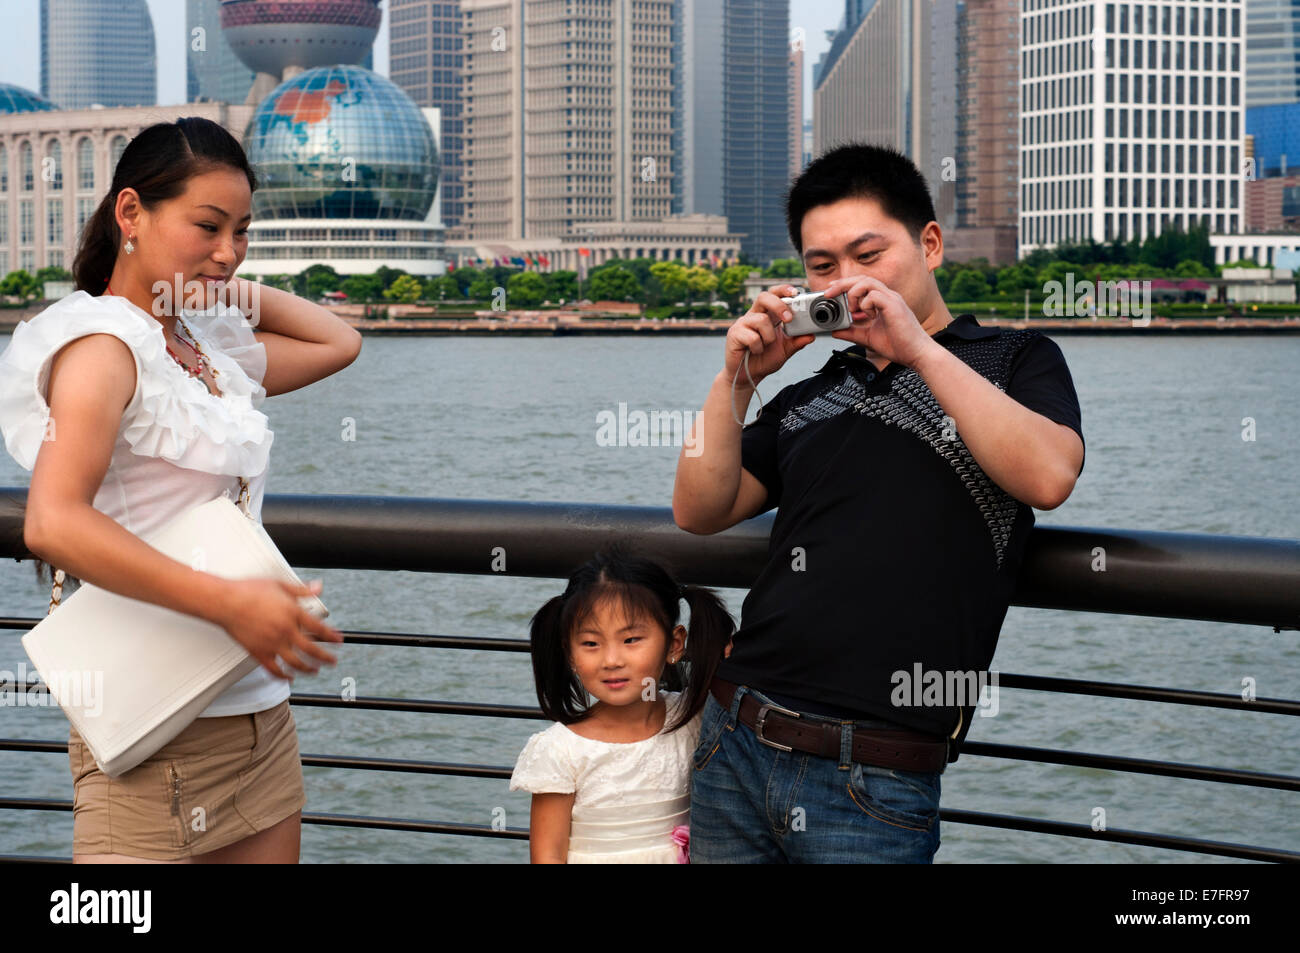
710, 677, 952, 772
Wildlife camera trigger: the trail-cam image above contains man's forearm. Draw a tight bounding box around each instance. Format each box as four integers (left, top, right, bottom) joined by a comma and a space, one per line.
673, 370, 754, 531
912, 346, 1081, 509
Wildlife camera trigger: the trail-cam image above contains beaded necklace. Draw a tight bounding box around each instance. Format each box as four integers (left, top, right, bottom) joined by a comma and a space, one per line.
106, 284, 217, 390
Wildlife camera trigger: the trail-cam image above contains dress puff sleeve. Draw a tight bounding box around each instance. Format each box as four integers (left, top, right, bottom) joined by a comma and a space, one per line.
0, 291, 151, 471
509, 726, 577, 795
0, 291, 273, 478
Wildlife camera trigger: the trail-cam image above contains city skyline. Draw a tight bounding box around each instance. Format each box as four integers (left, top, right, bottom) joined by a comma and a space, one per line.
0, 0, 843, 117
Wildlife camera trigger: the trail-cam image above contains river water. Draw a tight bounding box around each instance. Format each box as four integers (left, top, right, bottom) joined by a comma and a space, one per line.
1, 329, 1297, 863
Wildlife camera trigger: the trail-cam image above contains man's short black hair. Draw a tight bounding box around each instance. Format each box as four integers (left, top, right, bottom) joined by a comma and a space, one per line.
785, 142, 938, 256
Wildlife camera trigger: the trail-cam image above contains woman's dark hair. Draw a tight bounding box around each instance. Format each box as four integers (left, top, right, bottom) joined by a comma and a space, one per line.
34, 118, 257, 593
72, 116, 258, 294
529, 545, 736, 733
784, 141, 937, 256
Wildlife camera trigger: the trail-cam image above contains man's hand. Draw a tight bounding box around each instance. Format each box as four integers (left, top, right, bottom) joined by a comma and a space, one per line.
724, 283, 815, 385
822, 275, 942, 370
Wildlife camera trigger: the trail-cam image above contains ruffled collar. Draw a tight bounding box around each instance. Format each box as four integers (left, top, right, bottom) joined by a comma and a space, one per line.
93, 292, 273, 477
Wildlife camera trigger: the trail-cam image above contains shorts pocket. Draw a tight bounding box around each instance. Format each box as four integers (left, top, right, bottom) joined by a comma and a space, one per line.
846, 763, 941, 832
691, 694, 732, 771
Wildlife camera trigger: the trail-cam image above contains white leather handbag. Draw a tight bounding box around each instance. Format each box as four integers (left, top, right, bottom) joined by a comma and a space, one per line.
22, 491, 329, 778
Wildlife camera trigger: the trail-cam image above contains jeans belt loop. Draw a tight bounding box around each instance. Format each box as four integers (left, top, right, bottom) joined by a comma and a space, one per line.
727, 683, 748, 728
838, 720, 854, 771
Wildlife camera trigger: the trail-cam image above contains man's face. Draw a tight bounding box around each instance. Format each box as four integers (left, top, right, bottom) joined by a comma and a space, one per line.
798, 195, 943, 321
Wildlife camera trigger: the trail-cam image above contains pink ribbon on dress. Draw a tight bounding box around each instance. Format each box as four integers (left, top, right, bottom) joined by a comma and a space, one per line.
671, 824, 690, 864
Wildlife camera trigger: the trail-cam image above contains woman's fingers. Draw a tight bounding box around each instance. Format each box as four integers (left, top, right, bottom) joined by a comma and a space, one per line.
293, 627, 339, 667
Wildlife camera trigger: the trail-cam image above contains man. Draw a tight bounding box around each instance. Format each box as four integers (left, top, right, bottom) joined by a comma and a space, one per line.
672, 143, 1085, 863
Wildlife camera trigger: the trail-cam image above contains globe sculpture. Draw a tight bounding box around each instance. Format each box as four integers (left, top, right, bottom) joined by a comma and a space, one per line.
244, 65, 439, 222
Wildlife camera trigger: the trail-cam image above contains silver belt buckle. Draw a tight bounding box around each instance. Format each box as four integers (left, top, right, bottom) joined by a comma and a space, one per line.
753, 701, 800, 752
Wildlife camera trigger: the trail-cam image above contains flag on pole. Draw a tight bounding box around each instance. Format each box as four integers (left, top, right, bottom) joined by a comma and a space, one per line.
538, 254, 550, 267
578, 247, 591, 257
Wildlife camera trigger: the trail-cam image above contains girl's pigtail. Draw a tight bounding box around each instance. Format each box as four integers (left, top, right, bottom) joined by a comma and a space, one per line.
529, 594, 586, 724
664, 585, 736, 732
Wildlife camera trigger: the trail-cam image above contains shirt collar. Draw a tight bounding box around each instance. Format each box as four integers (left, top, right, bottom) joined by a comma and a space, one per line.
815, 313, 998, 374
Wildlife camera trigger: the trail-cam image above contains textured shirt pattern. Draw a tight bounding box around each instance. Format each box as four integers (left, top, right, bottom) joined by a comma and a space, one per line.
776, 330, 1039, 570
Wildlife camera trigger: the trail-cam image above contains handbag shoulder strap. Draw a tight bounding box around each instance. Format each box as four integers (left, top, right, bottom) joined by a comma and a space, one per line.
47, 568, 65, 616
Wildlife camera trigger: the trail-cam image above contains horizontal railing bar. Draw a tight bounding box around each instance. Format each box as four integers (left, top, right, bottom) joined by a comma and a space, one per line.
4, 673, 1299, 723
0, 740, 516, 778
0, 855, 66, 864
2, 625, 1300, 717
4, 730, 1295, 793
995, 672, 1300, 715
4, 629, 1299, 717
333, 631, 531, 652
0, 618, 535, 654
961, 741, 1300, 790
942, 809, 1300, 863
0, 797, 67, 812
0, 688, 548, 720
0, 798, 1290, 861
288, 693, 546, 718
302, 812, 529, 840
299, 754, 510, 779
4, 489, 1299, 629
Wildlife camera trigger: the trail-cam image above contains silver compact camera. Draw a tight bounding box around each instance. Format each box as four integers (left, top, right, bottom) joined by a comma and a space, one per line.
780, 290, 853, 336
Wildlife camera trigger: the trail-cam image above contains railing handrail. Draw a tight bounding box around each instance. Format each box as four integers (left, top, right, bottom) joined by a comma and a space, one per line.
3, 488, 1299, 630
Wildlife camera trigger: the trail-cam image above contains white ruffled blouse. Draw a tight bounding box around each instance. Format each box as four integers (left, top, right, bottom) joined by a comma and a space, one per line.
510, 692, 701, 864
0, 290, 288, 717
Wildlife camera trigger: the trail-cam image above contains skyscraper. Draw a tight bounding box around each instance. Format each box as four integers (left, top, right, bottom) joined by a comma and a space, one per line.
387, 0, 467, 230
812, 0, 959, 244
459, 0, 675, 240
40, 0, 158, 109
950, 0, 1019, 264
671, 0, 725, 218
814, 0, 919, 166
1021, 0, 1243, 255
723, 0, 793, 264
1245, 0, 1300, 108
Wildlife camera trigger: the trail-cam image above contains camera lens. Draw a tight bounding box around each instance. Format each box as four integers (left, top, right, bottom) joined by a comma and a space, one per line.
811, 299, 839, 327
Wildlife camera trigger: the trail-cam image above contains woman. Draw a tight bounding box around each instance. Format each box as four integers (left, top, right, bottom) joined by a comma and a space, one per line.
0, 117, 360, 862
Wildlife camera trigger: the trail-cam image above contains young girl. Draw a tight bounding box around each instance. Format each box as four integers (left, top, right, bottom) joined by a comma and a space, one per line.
0, 117, 360, 862
510, 547, 735, 863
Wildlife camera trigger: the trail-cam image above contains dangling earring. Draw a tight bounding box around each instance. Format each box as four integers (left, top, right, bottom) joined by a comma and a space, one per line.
124, 235, 135, 255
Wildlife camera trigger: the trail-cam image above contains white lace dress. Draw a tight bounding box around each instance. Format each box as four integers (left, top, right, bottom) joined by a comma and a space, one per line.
510, 691, 702, 864
0, 289, 287, 716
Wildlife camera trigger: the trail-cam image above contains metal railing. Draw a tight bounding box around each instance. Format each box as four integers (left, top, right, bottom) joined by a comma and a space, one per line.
2, 488, 1298, 863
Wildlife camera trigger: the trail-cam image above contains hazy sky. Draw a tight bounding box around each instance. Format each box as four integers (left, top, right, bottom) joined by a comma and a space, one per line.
0, 0, 845, 116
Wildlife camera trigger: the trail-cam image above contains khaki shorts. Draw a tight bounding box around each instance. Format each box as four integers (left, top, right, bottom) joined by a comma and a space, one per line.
68, 700, 306, 860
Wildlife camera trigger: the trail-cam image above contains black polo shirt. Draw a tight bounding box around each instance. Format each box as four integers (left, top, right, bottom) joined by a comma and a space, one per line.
717, 313, 1084, 744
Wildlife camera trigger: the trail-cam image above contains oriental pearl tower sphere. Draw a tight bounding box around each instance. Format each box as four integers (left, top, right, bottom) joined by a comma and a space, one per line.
220, 0, 383, 103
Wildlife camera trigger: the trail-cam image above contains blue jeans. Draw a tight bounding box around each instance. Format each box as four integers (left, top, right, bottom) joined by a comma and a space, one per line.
689, 686, 942, 863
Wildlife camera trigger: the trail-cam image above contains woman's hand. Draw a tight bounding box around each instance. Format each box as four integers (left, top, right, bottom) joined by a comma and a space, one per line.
211, 577, 343, 679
